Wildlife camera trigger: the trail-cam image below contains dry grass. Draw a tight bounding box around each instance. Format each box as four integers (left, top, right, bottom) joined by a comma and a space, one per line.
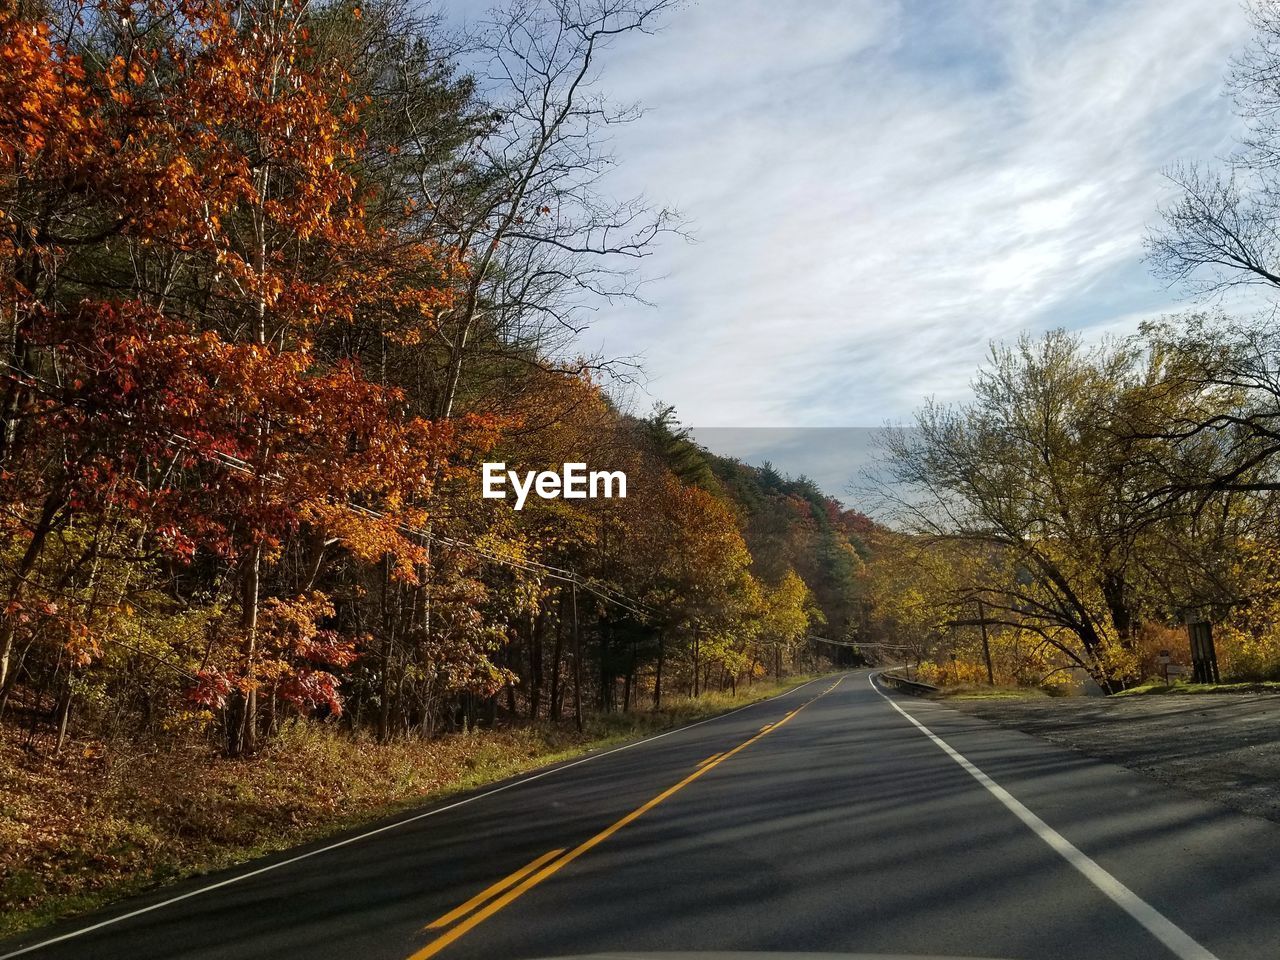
0, 674, 815, 938
929, 683, 1053, 701
1114, 678, 1280, 697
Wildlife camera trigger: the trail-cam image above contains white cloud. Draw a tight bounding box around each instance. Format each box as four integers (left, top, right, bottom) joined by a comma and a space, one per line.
574, 0, 1252, 427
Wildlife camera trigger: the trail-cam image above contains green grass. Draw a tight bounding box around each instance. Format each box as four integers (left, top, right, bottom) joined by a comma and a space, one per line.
929, 684, 1052, 701
0, 673, 822, 940
1114, 678, 1280, 697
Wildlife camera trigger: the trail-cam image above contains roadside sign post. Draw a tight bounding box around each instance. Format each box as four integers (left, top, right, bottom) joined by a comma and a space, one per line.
1187, 621, 1220, 684
977, 598, 995, 686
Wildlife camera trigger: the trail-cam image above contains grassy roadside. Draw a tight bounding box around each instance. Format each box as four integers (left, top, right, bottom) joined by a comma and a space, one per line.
931, 677, 1280, 699
927, 684, 1052, 702
1114, 678, 1280, 697
0, 674, 820, 940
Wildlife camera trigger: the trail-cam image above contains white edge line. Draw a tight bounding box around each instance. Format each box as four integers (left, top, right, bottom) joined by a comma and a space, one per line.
0, 675, 832, 959
868, 673, 1220, 960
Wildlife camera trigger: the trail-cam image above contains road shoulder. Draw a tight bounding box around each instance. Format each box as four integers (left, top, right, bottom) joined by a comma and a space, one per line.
940, 691, 1280, 823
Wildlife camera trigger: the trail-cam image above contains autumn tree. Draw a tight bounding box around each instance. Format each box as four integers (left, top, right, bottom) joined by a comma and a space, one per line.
0, 0, 837, 761
0, 0, 466, 751
875, 332, 1199, 689
758, 569, 819, 679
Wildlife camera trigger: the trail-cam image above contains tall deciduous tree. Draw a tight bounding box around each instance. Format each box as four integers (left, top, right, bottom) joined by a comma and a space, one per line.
876, 332, 1185, 689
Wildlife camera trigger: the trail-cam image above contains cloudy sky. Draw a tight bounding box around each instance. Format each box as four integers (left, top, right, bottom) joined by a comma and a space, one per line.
442, 0, 1255, 496
580, 0, 1251, 425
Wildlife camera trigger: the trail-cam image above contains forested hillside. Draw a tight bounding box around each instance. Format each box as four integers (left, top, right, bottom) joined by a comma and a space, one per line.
0, 0, 870, 758
20, 0, 1280, 938
0, 0, 883, 926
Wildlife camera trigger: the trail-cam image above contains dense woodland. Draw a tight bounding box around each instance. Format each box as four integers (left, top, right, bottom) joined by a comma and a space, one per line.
8, 0, 1280, 775
15, 0, 1280, 937
0, 0, 871, 760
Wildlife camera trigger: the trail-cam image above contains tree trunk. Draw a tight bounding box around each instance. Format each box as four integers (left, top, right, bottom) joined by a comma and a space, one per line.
54, 681, 73, 753
378, 558, 395, 742
653, 631, 664, 711
549, 594, 564, 721
572, 584, 582, 733
691, 629, 700, 697
228, 544, 261, 756
598, 615, 612, 712
0, 491, 65, 691
529, 609, 545, 720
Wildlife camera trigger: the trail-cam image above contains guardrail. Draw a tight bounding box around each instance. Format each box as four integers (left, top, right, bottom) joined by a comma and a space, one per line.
878, 671, 940, 695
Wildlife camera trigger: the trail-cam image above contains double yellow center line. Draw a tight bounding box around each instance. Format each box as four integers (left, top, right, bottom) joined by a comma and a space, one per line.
409, 676, 844, 959
423, 848, 564, 932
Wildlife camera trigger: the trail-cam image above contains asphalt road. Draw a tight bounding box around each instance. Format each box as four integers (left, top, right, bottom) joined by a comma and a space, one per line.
3, 670, 1279, 960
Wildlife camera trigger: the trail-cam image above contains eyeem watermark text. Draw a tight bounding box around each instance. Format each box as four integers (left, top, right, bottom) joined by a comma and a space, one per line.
482, 462, 627, 510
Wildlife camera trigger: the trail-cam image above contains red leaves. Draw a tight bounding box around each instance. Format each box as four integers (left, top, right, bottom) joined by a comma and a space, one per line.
188, 669, 234, 709
278, 669, 346, 717
2, 0, 469, 742
35, 298, 454, 572
187, 593, 359, 717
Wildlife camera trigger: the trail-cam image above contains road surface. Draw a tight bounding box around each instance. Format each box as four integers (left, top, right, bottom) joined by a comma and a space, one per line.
3, 671, 1278, 960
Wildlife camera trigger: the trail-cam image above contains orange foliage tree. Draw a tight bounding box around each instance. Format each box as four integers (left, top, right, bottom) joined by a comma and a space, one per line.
0, 0, 466, 751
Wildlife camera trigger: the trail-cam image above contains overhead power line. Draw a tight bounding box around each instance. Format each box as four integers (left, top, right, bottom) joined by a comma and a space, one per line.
808, 636, 918, 652
0, 360, 655, 620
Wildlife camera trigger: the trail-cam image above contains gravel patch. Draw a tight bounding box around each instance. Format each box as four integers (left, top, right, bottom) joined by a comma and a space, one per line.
946, 693, 1280, 823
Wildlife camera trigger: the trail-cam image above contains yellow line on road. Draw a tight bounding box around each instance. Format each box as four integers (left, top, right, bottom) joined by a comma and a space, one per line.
696, 752, 723, 768
424, 848, 565, 930
406, 676, 844, 960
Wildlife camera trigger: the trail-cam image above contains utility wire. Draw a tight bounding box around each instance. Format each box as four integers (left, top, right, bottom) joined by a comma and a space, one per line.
809, 635, 917, 651
0, 360, 655, 620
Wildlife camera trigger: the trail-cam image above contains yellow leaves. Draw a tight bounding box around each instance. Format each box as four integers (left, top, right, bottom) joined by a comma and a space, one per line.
867, 533, 989, 645
761, 569, 818, 645
0, 9, 100, 170
1215, 538, 1280, 680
